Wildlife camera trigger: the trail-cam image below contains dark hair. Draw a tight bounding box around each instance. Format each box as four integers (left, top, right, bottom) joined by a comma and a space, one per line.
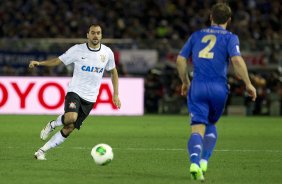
211, 3, 232, 24
88, 24, 102, 32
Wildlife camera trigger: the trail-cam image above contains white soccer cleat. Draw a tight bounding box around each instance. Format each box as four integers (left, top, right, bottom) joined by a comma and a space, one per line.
40, 121, 55, 141
34, 149, 46, 160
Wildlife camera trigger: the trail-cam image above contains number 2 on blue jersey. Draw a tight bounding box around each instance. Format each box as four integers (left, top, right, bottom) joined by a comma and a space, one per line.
198, 34, 216, 59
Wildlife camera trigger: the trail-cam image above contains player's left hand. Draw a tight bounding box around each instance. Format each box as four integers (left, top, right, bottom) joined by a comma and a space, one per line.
113, 95, 121, 109
181, 83, 189, 96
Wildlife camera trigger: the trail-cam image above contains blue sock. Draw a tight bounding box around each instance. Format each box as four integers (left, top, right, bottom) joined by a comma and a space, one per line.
188, 133, 203, 166
202, 124, 217, 161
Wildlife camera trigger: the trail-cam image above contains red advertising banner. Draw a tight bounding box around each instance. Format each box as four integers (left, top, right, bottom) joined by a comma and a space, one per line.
0, 77, 144, 115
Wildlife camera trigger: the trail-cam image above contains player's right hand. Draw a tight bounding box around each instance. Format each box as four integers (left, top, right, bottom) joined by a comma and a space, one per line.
181, 83, 189, 96
29, 61, 40, 68
246, 84, 257, 101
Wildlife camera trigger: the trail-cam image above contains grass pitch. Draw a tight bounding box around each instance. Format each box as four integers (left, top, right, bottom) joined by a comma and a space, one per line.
0, 115, 282, 184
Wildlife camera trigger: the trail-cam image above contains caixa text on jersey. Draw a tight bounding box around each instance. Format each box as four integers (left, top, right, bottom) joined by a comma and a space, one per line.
81, 65, 104, 73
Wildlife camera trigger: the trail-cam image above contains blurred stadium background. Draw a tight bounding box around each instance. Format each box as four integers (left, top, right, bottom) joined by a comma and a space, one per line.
0, 0, 281, 115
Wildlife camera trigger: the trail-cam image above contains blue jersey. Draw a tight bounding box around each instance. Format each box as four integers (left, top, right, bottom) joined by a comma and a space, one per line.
180, 25, 241, 82
179, 26, 241, 124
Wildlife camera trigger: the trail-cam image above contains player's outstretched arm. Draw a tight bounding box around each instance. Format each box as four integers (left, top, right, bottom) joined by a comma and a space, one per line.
231, 56, 257, 101
29, 58, 62, 68
110, 68, 121, 109
176, 55, 190, 96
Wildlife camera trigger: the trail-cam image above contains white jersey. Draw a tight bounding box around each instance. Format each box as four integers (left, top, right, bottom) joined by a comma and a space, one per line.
59, 43, 115, 102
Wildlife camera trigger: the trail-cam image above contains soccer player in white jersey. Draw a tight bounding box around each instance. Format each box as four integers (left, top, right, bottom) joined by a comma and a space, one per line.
29, 24, 121, 160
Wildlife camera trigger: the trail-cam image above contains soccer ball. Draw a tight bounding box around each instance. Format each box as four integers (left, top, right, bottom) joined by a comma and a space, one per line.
91, 143, 114, 166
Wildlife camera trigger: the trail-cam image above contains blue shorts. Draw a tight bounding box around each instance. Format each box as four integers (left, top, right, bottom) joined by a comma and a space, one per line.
187, 81, 229, 125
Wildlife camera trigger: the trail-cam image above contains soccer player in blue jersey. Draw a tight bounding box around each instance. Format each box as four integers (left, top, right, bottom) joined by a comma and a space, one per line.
176, 3, 257, 181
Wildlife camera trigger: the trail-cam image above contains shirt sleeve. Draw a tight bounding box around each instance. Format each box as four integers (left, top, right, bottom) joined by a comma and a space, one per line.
228, 35, 241, 57
105, 48, 116, 71
58, 45, 78, 65
179, 34, 194, 59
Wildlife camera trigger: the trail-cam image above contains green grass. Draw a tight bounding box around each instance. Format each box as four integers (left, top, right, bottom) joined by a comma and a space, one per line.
0, 115, 282, 184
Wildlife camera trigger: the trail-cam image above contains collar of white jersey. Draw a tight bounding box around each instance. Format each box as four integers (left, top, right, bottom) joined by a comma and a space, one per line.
86, 43, 101, 52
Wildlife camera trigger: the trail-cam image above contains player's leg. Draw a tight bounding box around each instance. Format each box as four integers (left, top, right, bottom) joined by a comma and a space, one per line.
61, 112, 78, 136
200, 124, 217, 173
72, 98, 95, 130
34, 94, 94, 160
34, 92, 80, 160
40, 115, 64, 141
187, 82, 208, 181
188, 124, 206, 181
188, 124, 206, 166
200, 82, 228, 172
35, 112, 78, 160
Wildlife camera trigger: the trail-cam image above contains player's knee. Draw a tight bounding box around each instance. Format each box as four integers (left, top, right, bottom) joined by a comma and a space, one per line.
191, 124, 206, 137
63, 123, 75, 136
67, 123, 75, 129
64, 113, 78, 124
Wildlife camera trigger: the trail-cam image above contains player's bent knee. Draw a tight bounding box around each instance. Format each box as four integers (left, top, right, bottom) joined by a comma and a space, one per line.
62, 123, 75, 136
66, 123, 75, 130
64, 112, 78, 124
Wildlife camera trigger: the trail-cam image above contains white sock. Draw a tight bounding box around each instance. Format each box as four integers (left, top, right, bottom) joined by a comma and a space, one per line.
40, 131, 66, 152
200, 159, 208, 164
50, 115, 63, 128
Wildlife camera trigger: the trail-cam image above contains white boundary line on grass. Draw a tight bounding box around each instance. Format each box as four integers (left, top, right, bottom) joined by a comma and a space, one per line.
6, 146, 282, 153
71, 147, 282, 153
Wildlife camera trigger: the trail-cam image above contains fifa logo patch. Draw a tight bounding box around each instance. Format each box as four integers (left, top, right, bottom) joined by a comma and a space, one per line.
69, 102, 76, 109
100, 55, 106, 62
